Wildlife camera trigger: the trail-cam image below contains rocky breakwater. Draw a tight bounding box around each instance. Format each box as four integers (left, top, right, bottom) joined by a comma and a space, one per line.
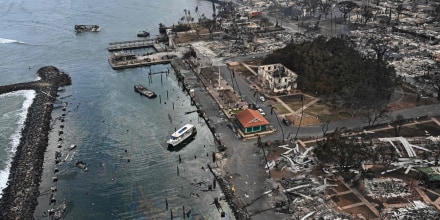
0, 66, 71, 219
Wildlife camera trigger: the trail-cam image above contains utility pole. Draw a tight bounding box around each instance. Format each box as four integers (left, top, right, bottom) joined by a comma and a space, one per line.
294, 94, 304, 140
218, 66, 221, 89
271, 106, 284, 143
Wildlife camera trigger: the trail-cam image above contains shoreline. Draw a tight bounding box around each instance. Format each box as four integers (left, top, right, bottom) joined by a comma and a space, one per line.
171, 59, 250, 219
0, 60, 245, 219
0, 66, 71, 219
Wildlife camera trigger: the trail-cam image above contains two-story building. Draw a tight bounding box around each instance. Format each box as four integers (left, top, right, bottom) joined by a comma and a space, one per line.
257, 63, 298, 94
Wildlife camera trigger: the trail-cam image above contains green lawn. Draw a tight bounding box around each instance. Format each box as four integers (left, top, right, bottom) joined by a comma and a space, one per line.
272, 103, 290, 114
277, 96, 356, 122
280, 94, 314, 111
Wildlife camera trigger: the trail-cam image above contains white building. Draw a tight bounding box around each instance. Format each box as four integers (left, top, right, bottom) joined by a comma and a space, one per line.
258, 63, 298, 94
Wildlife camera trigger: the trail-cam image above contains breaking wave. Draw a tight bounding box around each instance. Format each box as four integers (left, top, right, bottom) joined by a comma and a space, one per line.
0, 90, 35, 197
0, 37, 25, 44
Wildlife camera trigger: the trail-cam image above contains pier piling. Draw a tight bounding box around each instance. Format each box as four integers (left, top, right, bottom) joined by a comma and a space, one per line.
168, 114, 172, 124
183, 206, 185, 219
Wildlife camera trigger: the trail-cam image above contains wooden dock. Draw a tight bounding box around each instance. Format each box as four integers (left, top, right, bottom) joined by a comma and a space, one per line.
108, 39, 162, 52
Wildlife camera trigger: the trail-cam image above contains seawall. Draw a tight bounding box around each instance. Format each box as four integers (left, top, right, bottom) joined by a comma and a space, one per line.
0, 66, 71, 219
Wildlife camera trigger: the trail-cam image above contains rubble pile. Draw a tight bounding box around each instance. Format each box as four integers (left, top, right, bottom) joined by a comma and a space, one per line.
269, 144, 315, 174
278, 176, 349, 219
364, 178, 411, 199
352, 27, 439, 78
386, 201, 440, 219
349, 5, 439, 99
189, 34, 289, 58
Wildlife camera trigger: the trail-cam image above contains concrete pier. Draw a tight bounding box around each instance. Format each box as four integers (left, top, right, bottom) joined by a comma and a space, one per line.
108, 58, 171, 70
107, 39, 161, 52
108, 51, 178, 70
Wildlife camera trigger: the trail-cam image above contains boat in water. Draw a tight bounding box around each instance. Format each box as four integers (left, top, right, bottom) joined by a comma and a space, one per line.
137, 31, 150, 37
167, 124, 197, 147
134, 84, 157, 98
75, 25, 101, 33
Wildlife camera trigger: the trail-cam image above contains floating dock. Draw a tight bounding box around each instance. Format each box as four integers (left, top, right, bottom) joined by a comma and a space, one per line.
108, 39, 162, 52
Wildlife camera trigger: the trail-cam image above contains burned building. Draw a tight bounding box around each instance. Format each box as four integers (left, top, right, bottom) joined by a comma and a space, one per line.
257, 63, 297, 94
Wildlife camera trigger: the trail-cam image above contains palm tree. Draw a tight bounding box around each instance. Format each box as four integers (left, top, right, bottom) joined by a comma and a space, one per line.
257, 135, 271, 178
252, 89, 260, 106
270, 106, 284, 143
294, 94, 304, 140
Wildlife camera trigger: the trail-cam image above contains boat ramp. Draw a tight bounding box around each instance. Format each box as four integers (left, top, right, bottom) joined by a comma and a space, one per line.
108, 39, 162, 52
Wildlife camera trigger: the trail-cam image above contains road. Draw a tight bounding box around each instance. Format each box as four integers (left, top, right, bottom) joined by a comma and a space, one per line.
209, 56, 440, 219
216, 55, 440, 143
186, 5, 440, 216
186, 49, 440, 220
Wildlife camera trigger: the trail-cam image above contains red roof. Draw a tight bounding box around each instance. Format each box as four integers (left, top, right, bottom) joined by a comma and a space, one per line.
251, 11, 262, 17
235, 108, 270, 128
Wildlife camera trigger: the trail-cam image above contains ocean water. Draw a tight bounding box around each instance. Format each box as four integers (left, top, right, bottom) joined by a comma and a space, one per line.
0, 90, 35, 194
0, 0, 231, 219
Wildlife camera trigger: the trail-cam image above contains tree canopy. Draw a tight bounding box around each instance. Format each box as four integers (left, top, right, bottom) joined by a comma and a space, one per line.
337, 1, 358, 20
263, 36, 397, 113
314, 128, 373, 172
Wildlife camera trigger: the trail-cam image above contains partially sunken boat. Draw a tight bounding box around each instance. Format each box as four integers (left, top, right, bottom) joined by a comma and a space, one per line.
137, 31, 150, 37
134, 84, 157, 98
166, 124, 197, 147
74, 25, 101, 33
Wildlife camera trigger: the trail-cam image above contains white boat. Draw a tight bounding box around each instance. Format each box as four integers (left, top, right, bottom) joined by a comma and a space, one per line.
166, 124, 197, 147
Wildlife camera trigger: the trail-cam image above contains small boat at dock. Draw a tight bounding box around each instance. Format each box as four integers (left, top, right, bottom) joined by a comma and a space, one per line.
134, 84, 157, 98
167, 124, 197, 147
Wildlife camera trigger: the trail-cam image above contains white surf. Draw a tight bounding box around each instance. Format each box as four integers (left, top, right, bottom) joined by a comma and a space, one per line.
0, 37, 25, 44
